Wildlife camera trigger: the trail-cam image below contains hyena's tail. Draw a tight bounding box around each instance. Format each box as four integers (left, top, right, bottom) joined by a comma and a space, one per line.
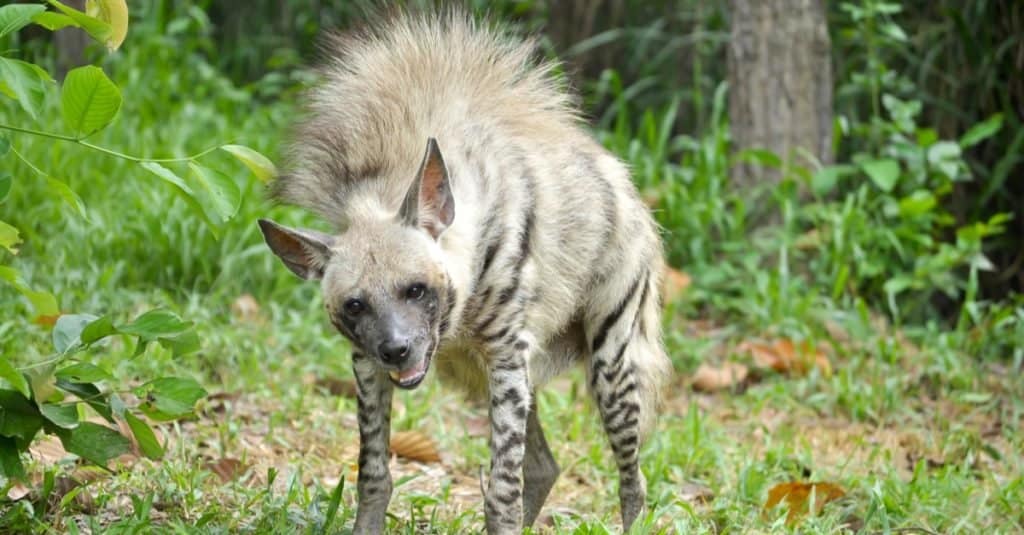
585, 255, 672, 440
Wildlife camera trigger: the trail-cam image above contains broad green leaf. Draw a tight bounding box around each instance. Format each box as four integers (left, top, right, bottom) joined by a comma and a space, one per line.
46, 177, 87, 220
0, 172, 10, 203
0, 358, 29, 399
189, 163, 241, 223
859, 158, 900, 192
140, 162, 195, 196
0, 57, 52, 119
39, 403, 79, 429
0, 266, 59, 317
0, 435, 26, 480
158, 330, 201, 357
927, 141, 962, 179
737, 148, 783, 168
48, 0, 111, 46
61, 65, 122, 137
136, 377, 206, 421
221, 144, 277, 183
31, 11, 77, 31
960, 114, 1003, 148
124, 412, 163, 460
56, 421, 129, 465
27, 365, 57, 404
52, 313, 99, 354
0, 4, 47, 39
119, 309, 191, 340
898, 190, 937, 217
0, 135, 9, 157
80, 314, 116, 343
0, 219, 21, 254
56, 363, 113, 383
55, 379, 112, 422
811, 164, 856, 196
0, 389, 44, 441
85, 0, 128, 51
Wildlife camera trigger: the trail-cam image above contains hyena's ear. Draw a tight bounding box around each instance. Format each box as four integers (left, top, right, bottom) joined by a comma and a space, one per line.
257, 219, 334, 280
400, 137, 455, 239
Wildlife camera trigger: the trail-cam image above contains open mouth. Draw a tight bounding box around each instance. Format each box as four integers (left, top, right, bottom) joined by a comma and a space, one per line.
387, 353, 431, 389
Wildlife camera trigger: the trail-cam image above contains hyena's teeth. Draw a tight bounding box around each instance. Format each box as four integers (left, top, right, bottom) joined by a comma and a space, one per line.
389, 371, 401, 381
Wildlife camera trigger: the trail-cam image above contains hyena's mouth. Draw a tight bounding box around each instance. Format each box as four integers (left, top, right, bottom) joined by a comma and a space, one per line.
387, 352, 431, 389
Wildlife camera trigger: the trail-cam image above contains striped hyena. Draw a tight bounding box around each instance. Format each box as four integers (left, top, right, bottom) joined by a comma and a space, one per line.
258, 12, 671, 534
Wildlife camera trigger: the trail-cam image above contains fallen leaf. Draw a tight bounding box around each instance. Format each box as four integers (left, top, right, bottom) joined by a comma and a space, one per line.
739, 339, 831, 377
663, 268, 692, 303
390, 431, 441, 463
32, 314, 61, 327
691, 362, 749, 392
6, 482, 30, 500
314, 377, 358, 399
763, 481, 845, 523
678, 481, 714, 504
204, 457, 249, 483
29, 435, 70, 464
231, 294, 262, 323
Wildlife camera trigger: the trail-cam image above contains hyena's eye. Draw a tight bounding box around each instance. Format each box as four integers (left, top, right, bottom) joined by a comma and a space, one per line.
343, 298, 366, 316
405, 283, 427, 300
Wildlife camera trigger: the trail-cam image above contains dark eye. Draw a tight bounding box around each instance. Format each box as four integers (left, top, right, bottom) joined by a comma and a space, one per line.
343, 299, 366, 316
406, 283, 426, 300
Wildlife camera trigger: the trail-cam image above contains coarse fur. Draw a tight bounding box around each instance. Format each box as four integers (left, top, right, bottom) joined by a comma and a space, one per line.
260, 10, 672, 534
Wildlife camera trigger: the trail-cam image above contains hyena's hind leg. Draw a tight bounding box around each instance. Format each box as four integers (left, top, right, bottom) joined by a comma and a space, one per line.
585, 266, 666, 531
522, 398, 559, 528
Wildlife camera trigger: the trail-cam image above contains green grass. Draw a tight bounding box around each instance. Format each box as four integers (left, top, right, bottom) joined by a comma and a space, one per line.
2, 10, 1023, 535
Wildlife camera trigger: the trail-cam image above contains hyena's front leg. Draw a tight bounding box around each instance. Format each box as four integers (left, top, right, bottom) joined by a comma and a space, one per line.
484, 337, 532, 534
352, 353, 394, 534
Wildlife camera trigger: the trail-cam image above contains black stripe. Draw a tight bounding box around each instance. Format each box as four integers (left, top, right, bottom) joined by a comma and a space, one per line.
592, 270, 646, 353
438, 282, 456, 336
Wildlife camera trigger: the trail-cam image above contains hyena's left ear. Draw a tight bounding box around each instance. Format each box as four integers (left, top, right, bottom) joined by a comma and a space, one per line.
257, 219, 334, 280
400, 138, 455, 239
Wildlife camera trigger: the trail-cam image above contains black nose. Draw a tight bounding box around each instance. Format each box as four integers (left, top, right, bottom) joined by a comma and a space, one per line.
378, 340, 410, 363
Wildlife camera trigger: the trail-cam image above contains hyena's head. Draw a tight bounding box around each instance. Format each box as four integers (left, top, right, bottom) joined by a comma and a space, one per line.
258, 139, 454, 390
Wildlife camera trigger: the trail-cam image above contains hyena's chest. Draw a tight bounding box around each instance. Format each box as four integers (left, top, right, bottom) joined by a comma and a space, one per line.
432, 336, 491, 400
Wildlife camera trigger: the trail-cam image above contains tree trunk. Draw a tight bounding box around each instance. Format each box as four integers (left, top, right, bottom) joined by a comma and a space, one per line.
728, 0, 833, 190
54, 0, 89, 80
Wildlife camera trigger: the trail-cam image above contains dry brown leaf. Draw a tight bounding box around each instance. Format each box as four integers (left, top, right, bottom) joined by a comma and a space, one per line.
231, 293, 262, 323
204, 457, 249, 483
678, 481, 715, 504
764, 481, 845, 523
6, 482, 30, 501
390, 431, 441, 463
314, 377, 359, 399
691, 362, 749, 392
32, 314, 61, 327
739, 339, 831, 377
29, 435, 69, 464
663, 268, 692, 303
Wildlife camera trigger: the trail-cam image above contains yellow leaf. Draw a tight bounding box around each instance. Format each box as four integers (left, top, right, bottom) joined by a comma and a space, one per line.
691, 362, 749, 392
390, 430, 441, 463
85, 0, 128, 51
764, 481, 845, 524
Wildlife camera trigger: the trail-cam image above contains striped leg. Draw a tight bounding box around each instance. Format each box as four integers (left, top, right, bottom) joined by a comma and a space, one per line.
484, 335, 532, 534
522, 398, 559, 528
352, 353, 394, 534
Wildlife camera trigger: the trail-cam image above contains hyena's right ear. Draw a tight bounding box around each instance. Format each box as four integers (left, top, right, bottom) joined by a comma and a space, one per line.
257, 219, 334, 280
400, 138, 455, 239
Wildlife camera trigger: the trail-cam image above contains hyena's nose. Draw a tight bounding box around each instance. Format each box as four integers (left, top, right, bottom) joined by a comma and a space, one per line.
379, 340, 410, 364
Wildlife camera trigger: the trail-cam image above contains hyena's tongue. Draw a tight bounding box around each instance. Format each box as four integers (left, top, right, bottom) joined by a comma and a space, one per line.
389, 358, 428, 383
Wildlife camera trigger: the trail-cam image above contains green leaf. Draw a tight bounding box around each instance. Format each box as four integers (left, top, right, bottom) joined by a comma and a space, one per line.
46, 178, 87, 220
220, 145, 277, 183
189, 163, 241, 223
61, 65, 122, 137
927, 141, 962, 179
811, 164, 856, 196
0, 219, 21, 254
0, 135, 9, 157
0, 389, 44, 441
959, 114, 1003, 148
55, 379, 112, 422
0, 435, 26, 479
48, 0, 111, 46
124, 412, 162, 460
27, 365, 57, 404
859, 158, 900, 192
736, 148, 783, 169
80, 314, 116, 344
85, 0, 128, 51
0, 57, 52, 119
56, 363, 113, 383
0, 172, 10, 204
0, 358, 30, 399
119, 309, 191, 340
140, 162, 195, 196
56, 421, 129, 465
52, 313, 99, 355
0, 4, 47, 39
31, 11, 77, 31
39, 403, 79, 429
0, 266, 59, 318
898, 190, 937, 217
136, 377, 206, 421
158, 330, 201, 357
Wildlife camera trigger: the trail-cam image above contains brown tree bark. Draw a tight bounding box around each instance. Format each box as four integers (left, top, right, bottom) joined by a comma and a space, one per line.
728, 0, 833, 189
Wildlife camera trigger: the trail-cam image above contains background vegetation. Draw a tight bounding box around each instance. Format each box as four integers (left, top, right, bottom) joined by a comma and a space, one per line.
1, 0, 1021, 533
